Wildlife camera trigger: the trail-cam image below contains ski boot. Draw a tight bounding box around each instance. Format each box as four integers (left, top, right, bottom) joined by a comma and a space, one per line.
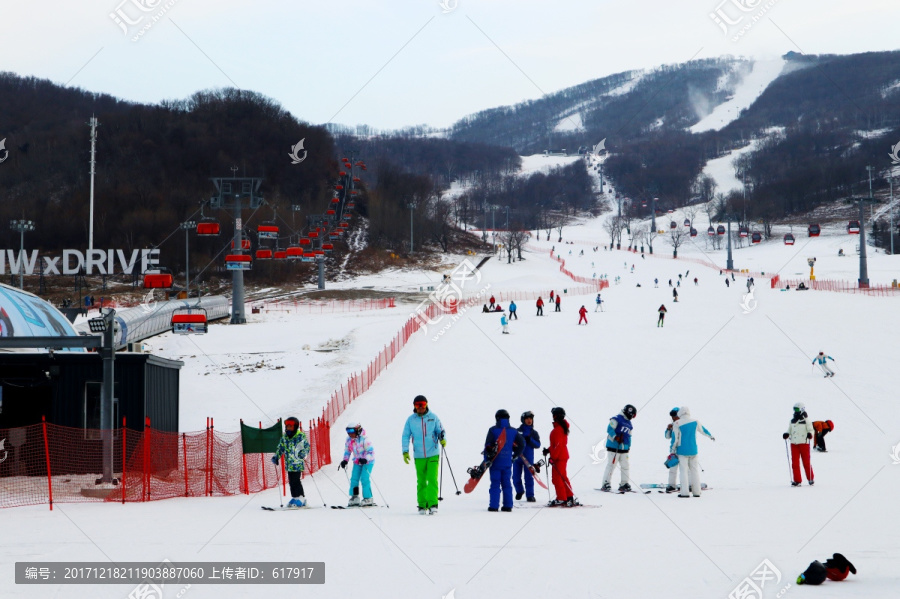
501, 506, 512, 512
665, 485, 678, 493
547, 499, 565, 507
360, 497, 374, 507
791, 481, 801, 487
515, 492, 524, 500
600, 482, 612, 492
428, 505, 437, 515
418, 506, 427, 515
526, 496, 536, 502
618, 483, 632, 493
287, 497, 306, 508
348, 495, 360, 507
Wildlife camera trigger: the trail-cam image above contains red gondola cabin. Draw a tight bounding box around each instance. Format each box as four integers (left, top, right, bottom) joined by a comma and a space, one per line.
808, 224, 821, 237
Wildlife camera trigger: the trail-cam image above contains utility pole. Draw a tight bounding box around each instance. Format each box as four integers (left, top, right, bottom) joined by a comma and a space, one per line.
9, 219, 35, 289
726, 216, 735, 271
505, 205, 509, 231
859, 166, 875, 287
482, 202, 487, 242
88, 116, 98, 252
180, 221, 196, 297
890, 169, 895, 256
408, 202, 415, 253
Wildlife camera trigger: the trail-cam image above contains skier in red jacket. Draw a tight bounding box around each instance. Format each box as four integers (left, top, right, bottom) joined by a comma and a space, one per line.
578, 305, 588, 325
542, 407, 576, 506
536, 297, 544, 316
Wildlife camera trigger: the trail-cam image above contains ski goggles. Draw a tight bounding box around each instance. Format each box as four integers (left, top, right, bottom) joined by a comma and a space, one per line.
346, 429, 358, 435
414, 401, 428, 408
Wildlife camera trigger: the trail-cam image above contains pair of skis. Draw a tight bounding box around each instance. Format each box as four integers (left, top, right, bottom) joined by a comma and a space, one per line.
640, 483, 709, 493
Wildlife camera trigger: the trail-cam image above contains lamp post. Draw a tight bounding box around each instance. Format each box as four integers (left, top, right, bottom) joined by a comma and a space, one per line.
505, 205, 509, 231
482, 202, 487, 242
180, 221, 196, 296
9, 219, 35, 289
407, 202, 415, 253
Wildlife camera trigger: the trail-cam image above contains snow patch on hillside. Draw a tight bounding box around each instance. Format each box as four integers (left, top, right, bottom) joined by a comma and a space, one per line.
690, 59, 785, 133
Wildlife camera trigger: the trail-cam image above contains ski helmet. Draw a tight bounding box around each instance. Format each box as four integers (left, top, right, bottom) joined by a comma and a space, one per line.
623, 404, 637, 420
793, 402, 806, 412
346, 422, 361, 436
551, 407, 566, 421
413, 395, 428, 405
495, 409, 510, 422
284, 417, 300, 437
669, 407, 680, 419
520, 410, 535, 423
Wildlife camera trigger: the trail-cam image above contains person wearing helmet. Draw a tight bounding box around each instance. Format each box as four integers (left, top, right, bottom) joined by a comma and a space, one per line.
664, 408, 681, 493
339, 423, 375, 507
401, 395, 446, 515
484, 409, 525, 512
513, 411, 541, 502
578, 305, 588, 325
671, 406, 715, 497
271, 417, 310, 508
601, 404, 637, 492
812, 420, 834, 452
501, 311, 509, 334
811, 351, 835, 377
657, 304, 667, 327
543, 407, 576, 506
783, 403, 814, 486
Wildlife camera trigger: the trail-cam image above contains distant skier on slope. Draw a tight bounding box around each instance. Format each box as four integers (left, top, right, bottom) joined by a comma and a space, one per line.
508, 300, 518, 320
484, 410, 525, 512
657, 304, 667, 327
812, 352, 835, 377
578, 305, 588, 325
513, 411, 541, 502
501, 312, 509, 334
671, 406, 715, 498
600, 404, 637, 493
401, 395, 446, 514
555, 295, 561, 312
595, 293, 603, 312
783, 402, 814, 487
536, 296, 544, 316
272, 417, 310, 508
812, 420, 834, 452
543, 407, 576, 506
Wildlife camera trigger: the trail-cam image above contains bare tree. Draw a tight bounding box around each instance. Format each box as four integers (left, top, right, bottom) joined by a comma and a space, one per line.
643, 227, 659, 254
667, 227, 688, 258
556, 222, 564, 243
683, 205, 699, 229
603, 217, 624, 249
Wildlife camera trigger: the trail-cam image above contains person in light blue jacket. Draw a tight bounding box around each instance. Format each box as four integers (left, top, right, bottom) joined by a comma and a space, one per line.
812, 351, 835, 377
401, 395, 446, 514
671, 406, 715, 498
501, 312, 509, 334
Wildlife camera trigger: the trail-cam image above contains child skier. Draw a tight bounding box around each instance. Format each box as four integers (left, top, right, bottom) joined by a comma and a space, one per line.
513, 411, 541, 502
671, 406, 715, 497
339, 423, 375, 506
812, 351, 835, 377
271, 417, 310, 508
543, 407, 576, 506
664, 407, 680, 493
508, 300, 518, 320
500, 312, 509, 334
812, 420, 834, 452
595, 293, 603, 312
401, 395, 447, 514
578, 305, 588, 325
601, 404, 637, 492
783, 402, 814, 486
657, 304, 667, 327
536, 297, 544, 316
484, 409, 525, 512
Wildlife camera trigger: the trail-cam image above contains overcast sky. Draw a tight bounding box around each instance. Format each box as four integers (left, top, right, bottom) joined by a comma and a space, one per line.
1, 0, 897, 130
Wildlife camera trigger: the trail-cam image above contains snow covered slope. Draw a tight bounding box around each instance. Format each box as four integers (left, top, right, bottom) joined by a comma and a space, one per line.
691, 59, 786, 134
4, 214, 899, 599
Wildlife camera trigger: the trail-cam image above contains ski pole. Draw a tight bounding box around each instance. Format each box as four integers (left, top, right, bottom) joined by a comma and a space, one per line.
370, 475, 389, 508
439, 446, 445, 501
274, 461, 283, 508
307, 470, 327, 507
784, 439, 792, 484
442, 446, 462, 495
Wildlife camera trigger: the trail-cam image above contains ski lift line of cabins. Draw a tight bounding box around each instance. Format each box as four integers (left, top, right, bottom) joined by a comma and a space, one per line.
751, 231, 762, 244
171, 307, 208, 335
808, 224, 821, 237
784, 233, 795, 245
848, 220, 860, 234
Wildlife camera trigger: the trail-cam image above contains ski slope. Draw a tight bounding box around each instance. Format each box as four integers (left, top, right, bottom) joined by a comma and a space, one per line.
690, 59, 786, 134
4, 215, 900, 599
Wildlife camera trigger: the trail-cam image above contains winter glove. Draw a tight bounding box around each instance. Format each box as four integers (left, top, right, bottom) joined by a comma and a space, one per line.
542, 448, 550, 457
614, 435, 624, 444
710, 437, 716, 442
440, 439, 446, 448
807, 433, 812, 440
339, 460, 348, 470
783, 433, 789, 440
358, 458, 368, 465
271, 456, 279, 465
403, 452, 410, 464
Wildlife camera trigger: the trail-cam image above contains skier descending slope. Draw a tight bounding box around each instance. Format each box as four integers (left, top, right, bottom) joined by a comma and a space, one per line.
543, 407, 576, 506
271, 417, 310, 508
671, 406, 715, 498
601, 404, 637, 493
812, 351, 836, 377
783, 402, 814, 487
339, 423, 375, 507
484, 410, 525, 512
513, 411, 542, 502
401, 396, 447, 514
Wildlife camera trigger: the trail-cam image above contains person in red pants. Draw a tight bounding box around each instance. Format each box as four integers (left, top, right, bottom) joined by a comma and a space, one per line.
578, 305, 588, 325
783, 402, 814, 486
543, 407, 577, 506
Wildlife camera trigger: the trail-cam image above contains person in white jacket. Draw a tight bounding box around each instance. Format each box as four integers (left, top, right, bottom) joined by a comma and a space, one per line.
664, 407, 681, 493
671, 406, 715, 498
783, 402, 814, 486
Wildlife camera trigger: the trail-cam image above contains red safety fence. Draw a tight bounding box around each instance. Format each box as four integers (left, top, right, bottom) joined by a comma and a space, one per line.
772, 278, 900, 295
548, 250, 610, 291
250, 298, 396, 314
0, 416, 329, 510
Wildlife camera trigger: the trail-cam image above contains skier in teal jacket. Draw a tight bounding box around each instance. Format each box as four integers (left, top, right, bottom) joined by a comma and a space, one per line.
401, 395, 446, 514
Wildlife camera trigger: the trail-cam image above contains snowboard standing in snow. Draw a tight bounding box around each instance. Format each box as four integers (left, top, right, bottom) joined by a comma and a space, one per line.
465, 428, 506, 493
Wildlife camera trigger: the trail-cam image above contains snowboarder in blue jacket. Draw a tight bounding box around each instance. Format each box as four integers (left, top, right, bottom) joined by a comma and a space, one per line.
485, 409, 525, 511
508, 301, 518, 320
513, 411, 541, 501
601, 404, 637, 492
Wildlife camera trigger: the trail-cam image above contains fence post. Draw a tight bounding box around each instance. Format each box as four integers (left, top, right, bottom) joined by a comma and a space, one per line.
241, 452, 248, 494
259, 422, 267, 490
41, 416, 53, 511
209, 417, 215, 496
122, 417, 127, 504
182, 432, 189, 497
143, 417, 150, 502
